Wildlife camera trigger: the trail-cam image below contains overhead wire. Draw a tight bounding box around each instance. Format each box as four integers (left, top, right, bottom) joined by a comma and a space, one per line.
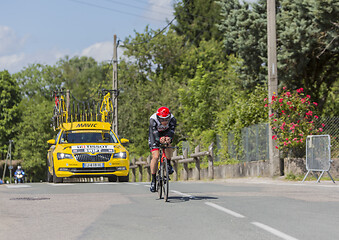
120, 16, 177, 47
68, 0, 168, 22
101, 0, 173, 15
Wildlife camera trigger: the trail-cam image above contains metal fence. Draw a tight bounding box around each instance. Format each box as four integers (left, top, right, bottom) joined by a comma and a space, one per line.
227, 117, 338, 161
303, 135, 334, 183
320, 117, 339, 159
228, 124, 269, 162
306, 135, 331, 171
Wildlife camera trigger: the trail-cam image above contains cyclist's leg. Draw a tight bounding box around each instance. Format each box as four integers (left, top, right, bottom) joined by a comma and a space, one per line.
164, 146, 174, 174
150, 148, 159, 192
164, 146, 173, 159
151, 149, 159, 175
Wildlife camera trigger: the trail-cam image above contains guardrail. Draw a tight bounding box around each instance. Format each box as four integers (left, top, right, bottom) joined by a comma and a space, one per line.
129, 143, 214, 182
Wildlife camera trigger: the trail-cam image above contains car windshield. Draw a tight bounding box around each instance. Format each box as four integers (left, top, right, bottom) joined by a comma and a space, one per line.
59, 130, 118, 144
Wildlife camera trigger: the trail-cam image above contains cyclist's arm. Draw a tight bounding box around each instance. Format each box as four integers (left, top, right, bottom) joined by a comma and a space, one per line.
149, 118, 160, 145
166, 117, 177, 140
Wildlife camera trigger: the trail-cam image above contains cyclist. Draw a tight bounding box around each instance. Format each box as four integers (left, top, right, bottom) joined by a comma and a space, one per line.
149, 107, 176, 192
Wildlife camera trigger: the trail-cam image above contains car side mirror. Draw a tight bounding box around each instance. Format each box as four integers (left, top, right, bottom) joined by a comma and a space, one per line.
120, 138, 130, 145
47, 139, 56, 145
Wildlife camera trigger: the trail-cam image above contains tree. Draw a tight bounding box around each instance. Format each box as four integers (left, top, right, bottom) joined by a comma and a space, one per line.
14, 63, 63, 99
119, 29, 185, 155
216, 84, 268, 160
14, 97, 54, 181
173, 0, 224, 45
12, 58, 111, 180
277, 0, 339, 111
57, 56, 108, 102
218, 0, 339, 112
178, 40, 242, 142
217, 0, 267, 88
0, 70, 21, 158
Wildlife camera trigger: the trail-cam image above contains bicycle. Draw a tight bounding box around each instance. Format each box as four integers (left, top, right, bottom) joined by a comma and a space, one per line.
52, 89, 68, 131
99, 89, 118, 123
157, 144, 178, 202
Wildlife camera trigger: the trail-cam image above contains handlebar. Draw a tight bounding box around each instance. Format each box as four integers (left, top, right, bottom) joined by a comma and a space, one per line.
52, 88, 66, 97
159, 144, 179, 149
99, 89, 119, 97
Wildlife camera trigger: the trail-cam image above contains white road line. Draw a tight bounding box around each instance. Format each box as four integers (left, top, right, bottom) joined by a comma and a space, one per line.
251, 222, 299, 240
93, 182, 119, 185
125, 182, 140, 185
171, 190, 195, 198
205, 202, 245, 218
6, 184, 31, 189
47, 183, 75, 186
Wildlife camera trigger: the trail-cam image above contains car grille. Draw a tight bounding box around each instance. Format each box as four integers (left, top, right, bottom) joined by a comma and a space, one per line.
74, 154, 112, 162
62, 167, 117, 173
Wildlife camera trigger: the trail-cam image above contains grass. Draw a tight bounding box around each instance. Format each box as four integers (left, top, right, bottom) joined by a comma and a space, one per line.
285, 172, 338, 182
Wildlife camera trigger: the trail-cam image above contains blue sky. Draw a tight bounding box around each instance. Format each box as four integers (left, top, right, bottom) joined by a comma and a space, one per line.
0, 0, 175, 73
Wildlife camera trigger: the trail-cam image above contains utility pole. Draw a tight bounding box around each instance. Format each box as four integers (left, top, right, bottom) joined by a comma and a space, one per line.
2, 140, 13, 183
267, 0, 280, 176
112, 34, 118, 135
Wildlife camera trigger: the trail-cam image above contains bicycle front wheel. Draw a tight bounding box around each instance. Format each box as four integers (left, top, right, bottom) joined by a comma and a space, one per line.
157, 164, 163, 199
163, 158, 169, 202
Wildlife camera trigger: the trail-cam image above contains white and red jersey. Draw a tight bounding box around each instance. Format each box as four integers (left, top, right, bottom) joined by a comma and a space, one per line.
148, 113, 176, 149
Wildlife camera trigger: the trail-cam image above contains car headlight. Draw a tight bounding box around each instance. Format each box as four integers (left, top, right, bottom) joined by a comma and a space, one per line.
113, 152, 127, 159
57, 153, 73, 160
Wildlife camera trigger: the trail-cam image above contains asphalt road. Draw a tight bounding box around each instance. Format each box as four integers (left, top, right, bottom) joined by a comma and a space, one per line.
1, 178, 339, 240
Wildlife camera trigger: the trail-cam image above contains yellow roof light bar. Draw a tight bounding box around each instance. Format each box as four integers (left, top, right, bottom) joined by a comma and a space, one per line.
61, 121, 111, 131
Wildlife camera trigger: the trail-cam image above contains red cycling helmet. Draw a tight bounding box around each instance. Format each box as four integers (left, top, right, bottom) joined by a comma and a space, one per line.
156, 107, 171, 119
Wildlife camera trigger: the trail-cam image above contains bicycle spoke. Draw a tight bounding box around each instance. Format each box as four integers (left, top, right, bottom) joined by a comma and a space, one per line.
157, 164, 163, 199
163, 158, 169, 202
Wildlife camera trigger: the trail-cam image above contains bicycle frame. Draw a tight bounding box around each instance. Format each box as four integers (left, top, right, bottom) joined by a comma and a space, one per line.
52, 90, 68, 130
99, 92, 114, 123
156, 144, 178, 202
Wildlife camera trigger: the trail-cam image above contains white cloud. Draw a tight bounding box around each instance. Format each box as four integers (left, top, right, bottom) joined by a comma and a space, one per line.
81, 41, 112, 62
147, 0, 174, 22
80, 41, 126, 63
0, 37, 127, 74
0, 48, 70, 74
0, 53, 25, 71
0, 25, 27, 56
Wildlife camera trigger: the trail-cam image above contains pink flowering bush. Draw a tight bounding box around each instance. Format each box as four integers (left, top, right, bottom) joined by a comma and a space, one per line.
265, 87, 324, 156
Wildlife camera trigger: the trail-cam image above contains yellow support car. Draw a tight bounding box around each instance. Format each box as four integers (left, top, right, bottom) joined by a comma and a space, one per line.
47, 121, 129, 183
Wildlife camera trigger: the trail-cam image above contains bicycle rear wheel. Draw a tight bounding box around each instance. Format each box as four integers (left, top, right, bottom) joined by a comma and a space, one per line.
157, 164, 163, 199
53, 107, 59, 131
163, 158, 169, 202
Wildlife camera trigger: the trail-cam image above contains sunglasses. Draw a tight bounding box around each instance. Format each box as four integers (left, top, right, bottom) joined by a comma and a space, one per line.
158, 117, 170, 122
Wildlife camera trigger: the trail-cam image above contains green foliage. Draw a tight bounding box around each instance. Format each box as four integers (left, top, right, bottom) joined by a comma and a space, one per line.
218, 0, 339, 112
57, 56, 108, 101
217, 0, 267, 88
0, 70, 21, 157
268, 87, 324, 155
119, 29, 185, 156
11, 58, 107, 181
178, 40, 243, 143
277, 0, 339, 111
321, 78, 339, 117
216, 84, 268, 160
173, 0, 223, 45
14, 97, 55, 181
14, 63, 63, 99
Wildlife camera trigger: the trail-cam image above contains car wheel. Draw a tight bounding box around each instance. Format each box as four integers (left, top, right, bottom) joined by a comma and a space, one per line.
53, 168, 63, 183
108, 175, 117, 182
47, 169, 53, 183
118, 174, 129, 182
